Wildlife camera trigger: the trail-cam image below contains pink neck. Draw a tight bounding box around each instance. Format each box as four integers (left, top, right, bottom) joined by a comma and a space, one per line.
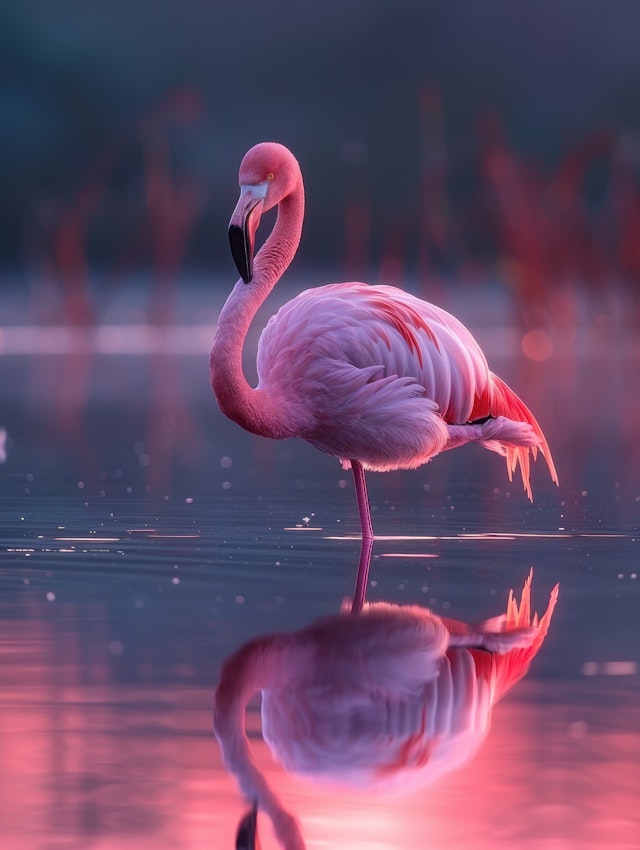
210, 185, 305, 438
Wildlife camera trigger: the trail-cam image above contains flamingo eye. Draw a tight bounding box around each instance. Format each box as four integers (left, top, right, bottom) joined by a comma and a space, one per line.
266, 172, 275, 181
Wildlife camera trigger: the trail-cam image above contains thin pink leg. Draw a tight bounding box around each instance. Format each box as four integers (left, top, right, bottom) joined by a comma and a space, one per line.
351, 459, 374, 540
350, 459, 374, 613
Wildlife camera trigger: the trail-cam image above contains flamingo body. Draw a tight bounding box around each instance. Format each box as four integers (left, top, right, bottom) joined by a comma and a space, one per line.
258, 280, 551, 482
211, 143, 558, 542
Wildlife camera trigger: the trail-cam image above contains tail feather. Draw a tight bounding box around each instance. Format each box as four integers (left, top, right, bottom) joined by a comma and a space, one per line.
488, 373, 558, 500
491, 568, 559, 702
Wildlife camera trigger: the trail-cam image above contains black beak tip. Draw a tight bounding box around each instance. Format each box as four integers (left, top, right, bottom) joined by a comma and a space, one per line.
229, 224, 253, 284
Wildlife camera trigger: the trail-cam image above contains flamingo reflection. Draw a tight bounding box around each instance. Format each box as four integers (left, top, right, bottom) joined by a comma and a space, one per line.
214, 569, 558, 849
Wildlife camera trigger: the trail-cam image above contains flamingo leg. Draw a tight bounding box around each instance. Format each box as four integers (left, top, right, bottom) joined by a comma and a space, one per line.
350, 459, 375, 614
351, 459, 374, 540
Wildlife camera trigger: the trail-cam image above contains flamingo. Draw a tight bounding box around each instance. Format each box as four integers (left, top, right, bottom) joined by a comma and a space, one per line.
214, 569, 559, 849
210, 143, 558, 602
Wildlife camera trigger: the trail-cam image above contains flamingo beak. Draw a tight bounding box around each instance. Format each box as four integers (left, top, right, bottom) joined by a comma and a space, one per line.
235, 802, 259, 850
229, 184, 268, 283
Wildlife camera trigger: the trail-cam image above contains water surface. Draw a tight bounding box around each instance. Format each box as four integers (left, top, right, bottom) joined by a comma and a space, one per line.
1, 287, 638, 848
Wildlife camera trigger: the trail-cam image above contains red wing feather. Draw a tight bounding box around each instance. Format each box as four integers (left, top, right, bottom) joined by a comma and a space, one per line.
369, 296, 442, 368
479, 372, 558, 500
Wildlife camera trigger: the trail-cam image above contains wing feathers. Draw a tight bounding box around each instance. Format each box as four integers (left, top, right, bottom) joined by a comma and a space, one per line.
257, 282, 557, 497
486, 373, 558, 500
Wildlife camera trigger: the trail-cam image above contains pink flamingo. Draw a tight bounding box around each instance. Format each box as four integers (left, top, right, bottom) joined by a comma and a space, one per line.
210, 143, 558, 603
214, 569, 559, 849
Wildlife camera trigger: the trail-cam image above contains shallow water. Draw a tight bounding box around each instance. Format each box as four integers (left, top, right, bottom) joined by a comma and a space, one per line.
1, 287, 639, 849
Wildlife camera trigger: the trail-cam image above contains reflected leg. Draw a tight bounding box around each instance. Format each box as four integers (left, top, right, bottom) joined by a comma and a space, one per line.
351, 534, 374, 614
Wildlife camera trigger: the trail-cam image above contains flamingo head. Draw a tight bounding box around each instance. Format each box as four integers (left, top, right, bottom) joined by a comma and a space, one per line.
235, 802, 259, 850
229, 142, 301, 283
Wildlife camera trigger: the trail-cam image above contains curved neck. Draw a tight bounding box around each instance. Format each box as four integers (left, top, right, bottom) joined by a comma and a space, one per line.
213, 634, 306, 850
254, 185, 304, 289
210, 184, 304, 438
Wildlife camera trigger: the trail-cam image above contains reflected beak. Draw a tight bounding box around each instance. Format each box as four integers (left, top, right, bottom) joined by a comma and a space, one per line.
229, 184, 268, 283
235, 802, 259, 850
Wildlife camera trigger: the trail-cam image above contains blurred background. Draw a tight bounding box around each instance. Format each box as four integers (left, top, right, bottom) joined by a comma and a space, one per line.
2, 0, 640, 324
